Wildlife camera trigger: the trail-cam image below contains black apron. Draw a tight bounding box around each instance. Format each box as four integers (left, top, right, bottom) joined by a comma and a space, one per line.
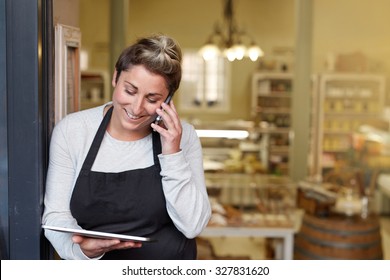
70, 106, 196, 259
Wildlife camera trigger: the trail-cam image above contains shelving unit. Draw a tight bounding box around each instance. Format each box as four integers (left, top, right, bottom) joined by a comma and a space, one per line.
251, 72, 293, 175
80, 70, 111, 110
313, 73, 386, 177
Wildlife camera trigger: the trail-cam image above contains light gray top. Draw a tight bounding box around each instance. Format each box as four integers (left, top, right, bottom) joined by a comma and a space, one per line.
42, 104, 211, 260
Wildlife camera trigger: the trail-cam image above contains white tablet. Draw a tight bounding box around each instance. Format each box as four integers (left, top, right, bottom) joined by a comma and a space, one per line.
42, 225, 155, 242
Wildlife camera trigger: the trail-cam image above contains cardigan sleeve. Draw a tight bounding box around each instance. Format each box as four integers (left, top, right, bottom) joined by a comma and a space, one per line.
158, 122, 211, 238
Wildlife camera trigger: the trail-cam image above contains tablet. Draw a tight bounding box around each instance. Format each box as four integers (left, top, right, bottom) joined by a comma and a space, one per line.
42, 225, 155, 242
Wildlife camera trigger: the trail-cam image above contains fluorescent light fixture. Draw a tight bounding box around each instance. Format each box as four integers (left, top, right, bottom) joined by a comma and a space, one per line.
196, 129, 249, 139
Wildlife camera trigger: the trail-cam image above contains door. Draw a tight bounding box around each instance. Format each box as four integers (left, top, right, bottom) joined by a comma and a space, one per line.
0, 0, 53, 260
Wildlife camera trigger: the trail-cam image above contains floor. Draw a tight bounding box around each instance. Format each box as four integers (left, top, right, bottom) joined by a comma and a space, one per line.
380, 216, 390, 259
198, 215, 390, 260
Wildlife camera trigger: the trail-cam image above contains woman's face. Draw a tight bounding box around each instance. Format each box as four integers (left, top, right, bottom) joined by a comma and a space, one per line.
110, 64, 169, 140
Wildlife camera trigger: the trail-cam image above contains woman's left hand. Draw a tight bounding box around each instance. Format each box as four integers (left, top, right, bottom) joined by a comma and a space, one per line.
151, 100, 182, 155
72, 235, 142, 259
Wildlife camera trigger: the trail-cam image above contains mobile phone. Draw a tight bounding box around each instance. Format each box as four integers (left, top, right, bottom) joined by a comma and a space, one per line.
154, 94, 173, 124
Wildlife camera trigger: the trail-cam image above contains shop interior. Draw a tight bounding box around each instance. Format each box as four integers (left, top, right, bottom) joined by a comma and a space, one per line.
53, 0, 390, 260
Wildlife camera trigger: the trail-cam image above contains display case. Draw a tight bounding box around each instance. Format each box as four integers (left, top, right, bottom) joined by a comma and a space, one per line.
193, 118, 298, 260
312, 73, 386, 177
193, 119, 264, 174
203, 173, 297, 260
251, 72, 293, 175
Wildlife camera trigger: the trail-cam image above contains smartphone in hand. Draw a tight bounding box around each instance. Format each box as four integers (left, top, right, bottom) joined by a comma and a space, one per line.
154, 94, 173, 124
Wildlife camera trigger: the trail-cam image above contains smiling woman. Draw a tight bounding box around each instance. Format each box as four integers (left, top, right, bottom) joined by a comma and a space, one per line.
109, 65, 169, 141
42, 34, 211, 260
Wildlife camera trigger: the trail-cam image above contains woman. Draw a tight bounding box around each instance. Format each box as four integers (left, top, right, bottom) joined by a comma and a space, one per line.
42, 34, 211, 260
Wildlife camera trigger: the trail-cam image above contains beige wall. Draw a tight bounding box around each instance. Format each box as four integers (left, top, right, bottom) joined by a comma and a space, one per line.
79, 0, 110, 71
53, 0, 79, 27
78, 0, 390, 121
313, 0, 390, 74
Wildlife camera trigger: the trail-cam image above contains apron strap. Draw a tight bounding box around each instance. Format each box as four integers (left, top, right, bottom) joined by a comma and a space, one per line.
81, 106, 113, 171
152, 131, 162, 167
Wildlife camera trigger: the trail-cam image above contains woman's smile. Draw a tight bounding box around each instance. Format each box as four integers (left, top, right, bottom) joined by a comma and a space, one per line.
123, 108, 143, 120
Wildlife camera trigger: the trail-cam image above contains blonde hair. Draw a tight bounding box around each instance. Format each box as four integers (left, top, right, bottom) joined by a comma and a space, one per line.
114, 34, 182, 95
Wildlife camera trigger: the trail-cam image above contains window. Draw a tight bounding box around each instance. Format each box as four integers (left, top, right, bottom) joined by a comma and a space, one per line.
179, 50, 230, 112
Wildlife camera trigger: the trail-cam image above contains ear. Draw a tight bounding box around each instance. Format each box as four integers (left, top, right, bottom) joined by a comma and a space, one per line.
112, 70, 118, 87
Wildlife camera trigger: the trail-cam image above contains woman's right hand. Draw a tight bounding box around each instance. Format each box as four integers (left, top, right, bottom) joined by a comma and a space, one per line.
72, 235, 142, 258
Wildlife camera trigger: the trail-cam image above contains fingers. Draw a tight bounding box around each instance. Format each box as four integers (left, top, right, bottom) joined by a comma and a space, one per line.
110, 241, 142, 250
161, 101, 179, 122
151, 101, 181, 135
72, 235, 142, 258
151, 101, 182, 155
154, 101, 179, 128
72, 234, 84, 244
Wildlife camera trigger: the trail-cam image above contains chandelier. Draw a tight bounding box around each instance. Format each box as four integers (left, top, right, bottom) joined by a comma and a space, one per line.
200, 0, 264, 62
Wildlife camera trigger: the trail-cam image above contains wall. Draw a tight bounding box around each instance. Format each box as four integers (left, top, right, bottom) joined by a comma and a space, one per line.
53, 0, 79, 27
79, 0, 390, 122
313, 0, 390, 79
79, 0, 109, 71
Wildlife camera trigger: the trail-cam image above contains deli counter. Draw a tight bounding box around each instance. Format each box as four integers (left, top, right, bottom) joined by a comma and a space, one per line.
193, 119, 299, 259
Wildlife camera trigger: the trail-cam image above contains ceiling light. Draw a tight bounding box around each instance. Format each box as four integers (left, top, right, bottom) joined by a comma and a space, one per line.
199, 0, 264, 62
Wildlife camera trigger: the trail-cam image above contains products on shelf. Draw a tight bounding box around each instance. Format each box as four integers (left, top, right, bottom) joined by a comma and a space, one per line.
311, 73, 386, 176
206, 173, 296, 228
80, 71, 110, 110
251, 73, 293, 174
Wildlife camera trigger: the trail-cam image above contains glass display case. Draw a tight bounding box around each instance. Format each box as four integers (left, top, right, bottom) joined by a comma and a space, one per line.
311, 73, 386, 178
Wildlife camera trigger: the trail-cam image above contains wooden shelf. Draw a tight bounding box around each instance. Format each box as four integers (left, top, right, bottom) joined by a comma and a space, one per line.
252, 72, 293, 175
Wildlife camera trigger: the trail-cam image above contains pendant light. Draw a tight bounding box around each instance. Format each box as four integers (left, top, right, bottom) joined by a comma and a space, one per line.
200, 0, 264, 62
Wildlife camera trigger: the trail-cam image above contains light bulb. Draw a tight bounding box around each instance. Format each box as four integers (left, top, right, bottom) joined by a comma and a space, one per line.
247, 45, 264, 61
200, 43, 220, 61
234, 44, 246, 60
224, 47, 236, 61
